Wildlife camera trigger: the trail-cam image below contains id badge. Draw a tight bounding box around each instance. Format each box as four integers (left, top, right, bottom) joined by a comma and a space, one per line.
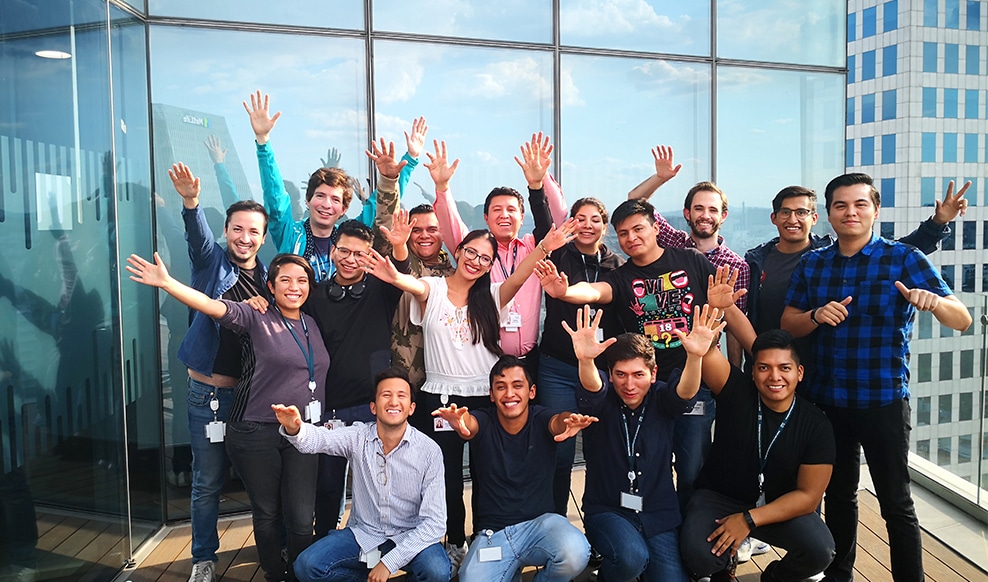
325, 418, 345, 430
205, 420, 226, 443
304, 400, 322, 424
434, 417, 454, 432
478, 546, 502, 563
360, 548, 381, 568
503, 311, 522, 331
595, 327, 604, 342
620, 491, 643, 512
684, 400, 705, 416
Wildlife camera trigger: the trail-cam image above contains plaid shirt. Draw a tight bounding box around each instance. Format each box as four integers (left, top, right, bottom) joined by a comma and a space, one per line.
785, 235, 952, 409
654, 212, 750, 313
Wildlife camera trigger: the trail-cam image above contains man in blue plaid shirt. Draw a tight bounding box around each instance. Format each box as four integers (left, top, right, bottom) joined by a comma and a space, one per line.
781, 173, 972, 582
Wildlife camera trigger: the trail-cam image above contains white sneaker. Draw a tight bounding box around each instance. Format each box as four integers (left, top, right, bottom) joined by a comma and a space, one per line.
749, 537, 771, 556
445, 541, 467, 574
736, 538, 753, 563
803, 573, 825, 582
189, 560, 216, 582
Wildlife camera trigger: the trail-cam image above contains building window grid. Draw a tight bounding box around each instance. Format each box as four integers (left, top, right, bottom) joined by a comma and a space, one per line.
947, 0, 961, 28
861, 136, 875, 165
965, 133, 979, 162
960, 390, 974, 419
862, 93, 875, 123
946, 43, 960, 73
962, 263, 976, 291
881, 221, 895, 238
938, 437, 952, 465
966, 45, 980, 74
944, 132, 959, 162
862, 50, 876, 80
881, 177, 896, 207
882, 134, 895, 164
864, 7, 877, 37
963, 221, 977, 249
968, 0, 982, 30
883, 45, 896, 76
944, 89, 959, 118
885, 0, 899, 31
924, 42, 938, 72
939, 354, 954, 383
882, 89, 897, 119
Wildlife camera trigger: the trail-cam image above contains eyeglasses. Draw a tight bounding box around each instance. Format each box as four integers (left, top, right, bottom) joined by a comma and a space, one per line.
460, 246, 494, 266
334, 246, 367, 260
775, 208, 814, 219
375, 451, 388, 486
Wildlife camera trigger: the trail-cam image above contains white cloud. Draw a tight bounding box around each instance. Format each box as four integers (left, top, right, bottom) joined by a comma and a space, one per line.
561, 0, 682, 36
629, 60, 710, 92
454, 57, 553, 103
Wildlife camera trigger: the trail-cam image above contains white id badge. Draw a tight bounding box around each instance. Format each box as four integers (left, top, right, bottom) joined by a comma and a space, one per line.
595, 327, 604, 342
684, 400, 705, 416
325, 418, 345, 430
205, 421, 226, 443
360, 548, 381, 567
478, 546, 503, 562
305, 400, 322, 424
434, 417, 454, 432
503, 311, 522, 331
620, 492, 643, 512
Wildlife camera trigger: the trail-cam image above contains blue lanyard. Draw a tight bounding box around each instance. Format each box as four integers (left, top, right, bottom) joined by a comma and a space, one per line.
278, 308, 316, 398
756, 396, 795, 492
621, 399, 646, 493
496, 244, 519, 279
581, 250, 601, 283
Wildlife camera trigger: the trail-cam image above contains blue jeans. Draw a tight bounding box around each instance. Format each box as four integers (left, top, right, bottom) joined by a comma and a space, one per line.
459, 513, 589, 582
673, 386, 715, 513
584, 511, 687, 582
294, 527, 450, 582
188, 379, 233, 564
315, 403, 377, 538
537, 354, 580, 516
226, 421, 319, 582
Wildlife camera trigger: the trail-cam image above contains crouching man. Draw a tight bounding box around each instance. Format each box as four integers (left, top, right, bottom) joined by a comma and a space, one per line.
273, 367, 451, 582
680, 330, 836, 582
432, 356, 595, 582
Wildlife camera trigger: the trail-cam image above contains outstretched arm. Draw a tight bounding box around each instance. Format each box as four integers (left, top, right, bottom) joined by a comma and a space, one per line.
432, 404, 479, 440
535, 259, 614, 304
359, 249, 429, 300
627, 145, 683, 201
126, 253, 228, 319
499, 219, 577, 308
549, 412, 599, 442
564, 306, 618, 393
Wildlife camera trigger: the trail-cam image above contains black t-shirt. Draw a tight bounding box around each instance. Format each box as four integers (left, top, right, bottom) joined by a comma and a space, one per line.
755, 246, 809, 334
213, 264, 266, 377
695, 367, 835, 504
602, 247, 715, 381
469, 406, 557, 533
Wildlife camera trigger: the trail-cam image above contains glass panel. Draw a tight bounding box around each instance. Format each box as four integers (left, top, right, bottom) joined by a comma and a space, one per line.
149, 0, 363, 30
884, 0, 898, 31
558, 54, 710, 218
149, 25, 368, 520
882, 89, 897, 120
716, 0, 844, 67
560, 0, 710, 55
374, 0, 549, 43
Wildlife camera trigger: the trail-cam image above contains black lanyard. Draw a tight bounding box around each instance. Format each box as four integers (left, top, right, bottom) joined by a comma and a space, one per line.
581, 250, 601, 283
756, 396, 795, 493
278, 308, 316, 399
621, 398, 647, 493
496, 244, 519, 279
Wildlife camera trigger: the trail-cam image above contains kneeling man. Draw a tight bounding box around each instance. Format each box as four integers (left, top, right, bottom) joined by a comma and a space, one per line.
274, 367, 450, 582
680, 329, 836, 582
433, 356, 595, 582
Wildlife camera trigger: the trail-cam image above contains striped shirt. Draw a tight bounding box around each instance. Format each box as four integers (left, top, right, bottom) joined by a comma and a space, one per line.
283, 421, 445, 573
785, 235, 952, 408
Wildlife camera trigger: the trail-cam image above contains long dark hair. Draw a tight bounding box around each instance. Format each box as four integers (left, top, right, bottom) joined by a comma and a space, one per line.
457, 230, 503, 357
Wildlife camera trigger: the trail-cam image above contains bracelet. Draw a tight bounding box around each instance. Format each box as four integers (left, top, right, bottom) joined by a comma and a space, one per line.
742, 510, 756, 530
538, 242, 550, 256
809, 308, 820, 326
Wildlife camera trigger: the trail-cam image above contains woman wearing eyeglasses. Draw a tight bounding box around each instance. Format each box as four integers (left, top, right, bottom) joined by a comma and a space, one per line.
362, 220, 575, 565
126, 252, 329, 582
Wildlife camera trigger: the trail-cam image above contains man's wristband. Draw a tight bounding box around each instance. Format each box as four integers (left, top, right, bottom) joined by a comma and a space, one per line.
742, 510, 756, 530
809, 308, 820, 326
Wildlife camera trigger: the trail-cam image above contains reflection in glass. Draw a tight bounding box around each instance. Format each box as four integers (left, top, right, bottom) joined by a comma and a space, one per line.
374, 0, 549, 43
149, 0, 363, 30
717, 0, 844, 67
373, 40, 553, 230
560, 0, 709, 55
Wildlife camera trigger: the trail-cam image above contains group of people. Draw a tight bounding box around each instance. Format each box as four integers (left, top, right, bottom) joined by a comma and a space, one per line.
127, 90, 972, 582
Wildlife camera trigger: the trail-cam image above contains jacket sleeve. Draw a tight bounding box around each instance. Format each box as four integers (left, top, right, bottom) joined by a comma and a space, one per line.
434, 186, 469, 250
528, 185, 553, 242
213, 162, 241, 208
257, 141, 293, 252
897, 218, 948, 255
182, 206, 223, 276
544, 173, 569, 228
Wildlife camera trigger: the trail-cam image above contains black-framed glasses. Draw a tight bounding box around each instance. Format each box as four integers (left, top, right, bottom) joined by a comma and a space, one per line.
375, 451, 387, 486
460, 246, 493, 266
775, 208, 814, 219
335, 246, 368, 260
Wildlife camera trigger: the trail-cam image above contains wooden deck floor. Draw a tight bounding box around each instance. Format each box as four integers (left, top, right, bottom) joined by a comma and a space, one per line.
113, 468, 987, 582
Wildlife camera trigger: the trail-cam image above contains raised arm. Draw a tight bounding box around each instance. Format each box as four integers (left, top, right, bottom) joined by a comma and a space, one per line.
536, 259, 613, 304
245, 90, 293, 249
706, 265, 755, 353
359, 248, 429, 300
674, 304, 727, 400
498, 219, 577, 308
564, 306, 618, 393
424, 140, 468, 248
897, 180, 969, 254
895, 282, 972, 331
515, 132, 566, 238
627, 145, 683, 201
126, 252, 228, 320
204, 135, 241, 207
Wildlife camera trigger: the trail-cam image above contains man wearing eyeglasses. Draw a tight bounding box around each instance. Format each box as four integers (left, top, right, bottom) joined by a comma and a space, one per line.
274, 367, 451, 582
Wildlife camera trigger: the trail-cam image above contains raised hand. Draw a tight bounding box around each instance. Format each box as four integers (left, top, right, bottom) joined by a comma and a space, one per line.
366, 138, 408, 180
706, 265, 747, 310
675, 304, 727, 357
126, 252, 171, 288
381, 208, 416, 248
321, 147, 342, 169
404, 116, 429, 159
554, 413, 599, 442
423, 140, 460, 191
203, 135, 228, 164
432, 403, 472, 437
539, 217, 579, 253
651, 145, 682, 182
358, 248, 400, 283
933, 179, 971, 224
242, 90, 281, 145
271, 404, 303, 436
168, 162, 200, 204
563, 305, 617, 361
895, 281, 940, 312
514, 132, 553, 189
535, 259, 570, 298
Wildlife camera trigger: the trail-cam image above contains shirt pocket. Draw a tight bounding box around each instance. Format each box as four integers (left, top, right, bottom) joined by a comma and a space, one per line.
853, 281, 893, 317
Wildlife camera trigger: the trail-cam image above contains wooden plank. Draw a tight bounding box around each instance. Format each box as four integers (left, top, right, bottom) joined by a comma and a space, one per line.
223, 532, 261, 582
125, 524, 192, 582
215, 518, 255, 579
921, 530, 988, 582
37, 516, 88, 552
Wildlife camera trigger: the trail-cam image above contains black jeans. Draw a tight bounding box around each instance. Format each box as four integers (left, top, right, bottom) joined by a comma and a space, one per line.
818, 399, 923, 582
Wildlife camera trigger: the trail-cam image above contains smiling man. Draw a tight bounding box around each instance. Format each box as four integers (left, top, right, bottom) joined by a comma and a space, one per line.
275, 367, 450, 582
680, 329, 836, 582
781, 173, 972, 582
431, 356, 595, 582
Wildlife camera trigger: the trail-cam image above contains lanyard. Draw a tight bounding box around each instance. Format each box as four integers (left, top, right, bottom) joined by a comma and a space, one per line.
621, 400, 646, 493
581, 250, 601, 283
496, 244, 519, 279
756, 396, 796, 493
278, 308, 316, 399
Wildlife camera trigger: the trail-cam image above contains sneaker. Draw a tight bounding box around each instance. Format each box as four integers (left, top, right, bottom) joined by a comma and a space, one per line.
749, 537, 771, 556
802, 574, 825, 582
736, 538, 753, 563
189, 560, 216, 582
445, 541, 467, 574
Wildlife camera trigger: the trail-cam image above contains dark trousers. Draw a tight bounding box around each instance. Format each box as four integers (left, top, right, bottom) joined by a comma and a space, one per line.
818, 399, 923, 582
410, 391, 491, 546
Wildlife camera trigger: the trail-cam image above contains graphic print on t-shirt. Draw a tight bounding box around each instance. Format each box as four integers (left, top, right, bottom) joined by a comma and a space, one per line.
628, 269, 695, 351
